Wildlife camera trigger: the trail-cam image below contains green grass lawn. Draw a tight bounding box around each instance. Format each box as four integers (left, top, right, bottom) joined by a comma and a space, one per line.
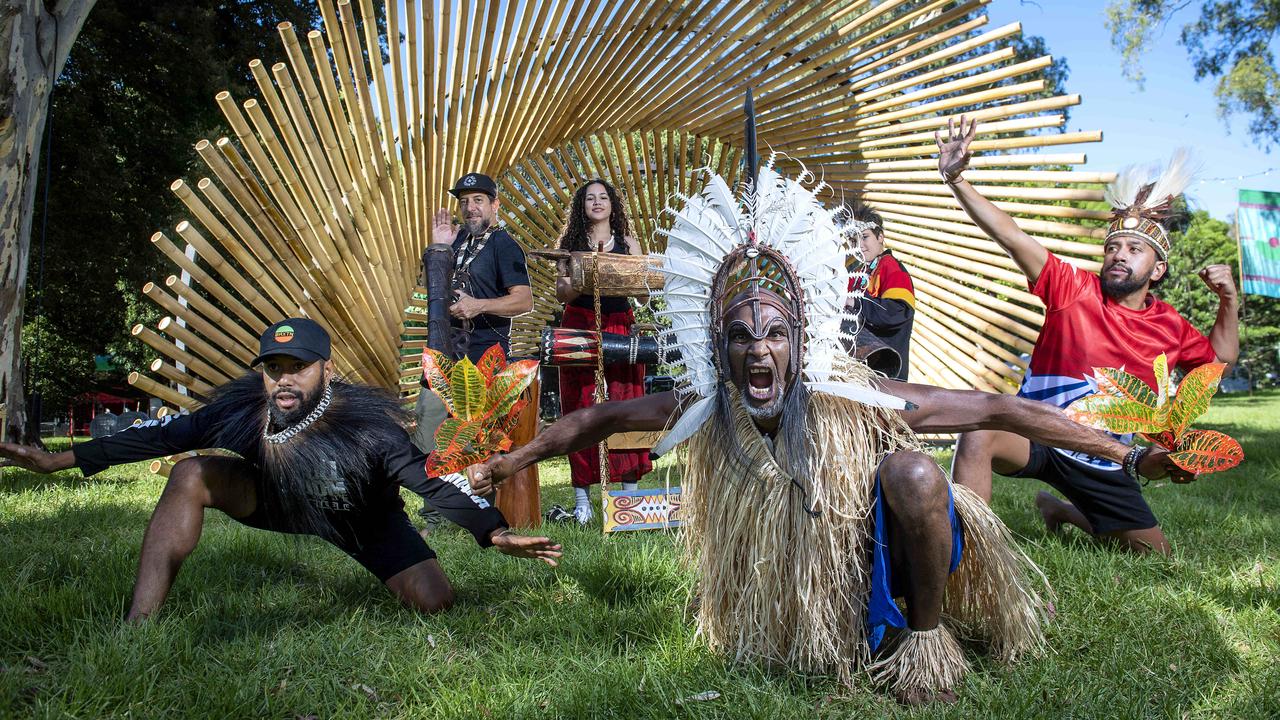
2, 393, 1277, 719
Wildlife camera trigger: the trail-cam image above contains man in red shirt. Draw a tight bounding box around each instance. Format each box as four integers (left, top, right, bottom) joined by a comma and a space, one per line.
936, 116, 1239, 554
847, 206, 916, 380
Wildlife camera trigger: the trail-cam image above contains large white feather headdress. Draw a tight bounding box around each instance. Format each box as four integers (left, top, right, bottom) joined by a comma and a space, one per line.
650, 161, 909, 456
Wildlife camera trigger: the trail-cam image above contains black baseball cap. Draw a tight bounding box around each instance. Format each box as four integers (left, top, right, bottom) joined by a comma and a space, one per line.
448, 172, 498, 199
252, 318, 331, 366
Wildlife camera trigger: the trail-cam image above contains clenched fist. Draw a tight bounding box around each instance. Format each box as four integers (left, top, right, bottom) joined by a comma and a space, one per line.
1199, 264, 1237, 302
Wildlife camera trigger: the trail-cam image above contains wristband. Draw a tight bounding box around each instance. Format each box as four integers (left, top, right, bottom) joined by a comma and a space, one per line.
943, 173, 965, 186
1122, 445, 1148, 482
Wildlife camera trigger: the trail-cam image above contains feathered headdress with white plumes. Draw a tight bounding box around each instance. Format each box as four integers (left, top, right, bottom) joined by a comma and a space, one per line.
1103, 147, 1197, 260
650, 157, 909, 456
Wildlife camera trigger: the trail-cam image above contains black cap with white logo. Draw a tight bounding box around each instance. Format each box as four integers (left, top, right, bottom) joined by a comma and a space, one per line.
448, 172, 498, 199
252, 318, 331, 367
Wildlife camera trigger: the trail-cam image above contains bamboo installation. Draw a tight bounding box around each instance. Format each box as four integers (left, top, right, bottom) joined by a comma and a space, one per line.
128, 0, 1114, 408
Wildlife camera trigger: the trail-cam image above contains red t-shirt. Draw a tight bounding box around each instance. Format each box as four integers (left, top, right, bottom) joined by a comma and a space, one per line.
1020, 253, 1217, 468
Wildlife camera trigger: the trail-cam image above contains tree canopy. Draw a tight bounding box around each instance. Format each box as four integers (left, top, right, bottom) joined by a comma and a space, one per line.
1161, 209, 1280, 385
24, 1, 324, 413
1107, 0, 1280, 150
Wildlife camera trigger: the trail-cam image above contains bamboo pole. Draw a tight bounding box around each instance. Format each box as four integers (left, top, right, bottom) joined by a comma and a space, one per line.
132, 324, 232, 387
149, 358, 217, 399
129, 372, 199, 412
158, 316, 247, 379
141, 282, 256, 366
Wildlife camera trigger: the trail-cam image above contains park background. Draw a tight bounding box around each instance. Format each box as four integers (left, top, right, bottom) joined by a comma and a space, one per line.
2, 0, 1279, 717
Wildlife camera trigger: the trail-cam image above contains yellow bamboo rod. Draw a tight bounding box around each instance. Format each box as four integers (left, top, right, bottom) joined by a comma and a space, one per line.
132, 323, 233, 387
129, 372, 198, 411
150, 358, 217, 399
158, 316, 247, 379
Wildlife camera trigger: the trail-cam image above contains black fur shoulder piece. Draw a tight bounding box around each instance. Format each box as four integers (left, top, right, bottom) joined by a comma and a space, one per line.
207, 373, 412, 539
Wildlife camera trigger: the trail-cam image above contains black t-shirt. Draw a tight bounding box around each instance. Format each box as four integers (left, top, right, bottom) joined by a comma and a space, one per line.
451, 227, 530, 348
71, 387, 507, 548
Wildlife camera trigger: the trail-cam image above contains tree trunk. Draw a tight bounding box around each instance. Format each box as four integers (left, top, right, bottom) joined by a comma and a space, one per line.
0, 0, 95, 442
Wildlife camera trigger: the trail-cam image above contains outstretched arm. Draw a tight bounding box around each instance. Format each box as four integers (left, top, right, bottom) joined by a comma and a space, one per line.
936, 115, 1048, 282
883, 380, 1190, 481
467, 391, 680, 494
1, 408, 216, 477
0, 444, 75, 474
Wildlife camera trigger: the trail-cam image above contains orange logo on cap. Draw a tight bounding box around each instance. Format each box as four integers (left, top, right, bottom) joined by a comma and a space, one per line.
274, 325, 295, 343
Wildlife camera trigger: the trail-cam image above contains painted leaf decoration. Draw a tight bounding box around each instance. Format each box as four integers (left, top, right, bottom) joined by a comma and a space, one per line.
497, 397, 530, 435
1141, 430, 1179, 450
428, 444, 496, 476
1168, 429, 1244, 475
1151, 353, 1170, 408
487, 359, 539, 417
475, 344, 508, 383
1092, 366, 1162, 413
433, 418, 480, 454
1168, 362, 1225, 438
1065, 391, 1164, 435
427, 419, 486, 475
451, 358, 488, 421
421, 348, 456, 415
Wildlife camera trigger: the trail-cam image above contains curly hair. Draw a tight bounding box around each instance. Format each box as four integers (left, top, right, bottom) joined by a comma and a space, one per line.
558, 179, 631, 251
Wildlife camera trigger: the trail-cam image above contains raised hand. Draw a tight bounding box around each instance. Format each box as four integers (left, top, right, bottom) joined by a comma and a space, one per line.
1198, 264, 1238, 302
490, 530, 563, 567
935, 115, 977, 183
0, 442, 75, 474
431, 208, 455, 246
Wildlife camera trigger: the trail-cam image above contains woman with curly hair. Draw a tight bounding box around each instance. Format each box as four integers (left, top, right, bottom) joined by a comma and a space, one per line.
554, 179, 652, 524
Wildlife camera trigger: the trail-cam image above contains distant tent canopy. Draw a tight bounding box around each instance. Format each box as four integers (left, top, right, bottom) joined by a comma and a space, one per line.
124, 0, 1114, 414
69, 388, 148, 437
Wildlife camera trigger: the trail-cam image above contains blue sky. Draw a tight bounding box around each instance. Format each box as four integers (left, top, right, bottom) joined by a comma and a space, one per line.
987, 0, 1277, 219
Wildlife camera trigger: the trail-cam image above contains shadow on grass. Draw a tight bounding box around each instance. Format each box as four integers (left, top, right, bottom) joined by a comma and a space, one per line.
0, 466, 141, 493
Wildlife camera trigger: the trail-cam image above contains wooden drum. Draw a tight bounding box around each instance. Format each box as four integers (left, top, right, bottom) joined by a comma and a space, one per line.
530, 249, 665, 298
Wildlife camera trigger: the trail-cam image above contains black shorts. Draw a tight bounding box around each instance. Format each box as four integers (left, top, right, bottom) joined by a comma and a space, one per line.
1009, 442, 1158, 534
234, 484, 435, 583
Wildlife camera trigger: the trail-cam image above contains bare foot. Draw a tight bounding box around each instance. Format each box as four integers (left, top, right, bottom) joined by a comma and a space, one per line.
1035, 490, 1065, 535
895, 687, 958, 706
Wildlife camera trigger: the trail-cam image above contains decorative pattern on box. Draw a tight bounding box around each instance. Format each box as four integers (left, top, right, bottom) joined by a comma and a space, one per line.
603, 487, 683, 532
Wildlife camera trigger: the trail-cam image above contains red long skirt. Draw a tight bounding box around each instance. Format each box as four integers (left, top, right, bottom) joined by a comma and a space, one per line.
559, 303, 653, 487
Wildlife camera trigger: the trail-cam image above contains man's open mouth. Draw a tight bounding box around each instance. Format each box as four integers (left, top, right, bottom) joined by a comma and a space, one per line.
747, 366, 775, 400
274, 393, 299, 410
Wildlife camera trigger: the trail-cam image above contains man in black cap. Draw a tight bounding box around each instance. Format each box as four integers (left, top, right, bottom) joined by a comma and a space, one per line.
0, 317, 561, 622
411, 174, 535, 523
432, 172, 533, 363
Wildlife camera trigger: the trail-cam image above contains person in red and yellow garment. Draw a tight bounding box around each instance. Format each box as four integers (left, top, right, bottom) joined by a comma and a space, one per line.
553, 179, 652, 524
845, 205, 916, 381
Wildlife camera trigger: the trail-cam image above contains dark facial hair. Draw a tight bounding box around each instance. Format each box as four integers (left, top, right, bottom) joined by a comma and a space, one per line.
268, 385, 322, 429
462, 219, 485, 237
1100, 264, 1152, 299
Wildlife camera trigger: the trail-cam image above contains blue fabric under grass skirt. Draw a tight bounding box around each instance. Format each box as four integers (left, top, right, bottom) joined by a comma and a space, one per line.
867, 471, 964, 651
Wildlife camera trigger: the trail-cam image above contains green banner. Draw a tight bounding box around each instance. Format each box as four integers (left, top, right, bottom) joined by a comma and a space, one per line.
1239, 188, 1280, 298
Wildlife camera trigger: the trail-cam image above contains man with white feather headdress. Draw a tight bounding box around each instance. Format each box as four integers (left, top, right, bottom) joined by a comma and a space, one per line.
939, 116, 1239, 555
464, 156, 1186, 703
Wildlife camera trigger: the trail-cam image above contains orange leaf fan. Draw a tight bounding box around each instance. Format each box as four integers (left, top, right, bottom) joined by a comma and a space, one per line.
420, 347, 539, 476
1066, 354, 1243, 475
